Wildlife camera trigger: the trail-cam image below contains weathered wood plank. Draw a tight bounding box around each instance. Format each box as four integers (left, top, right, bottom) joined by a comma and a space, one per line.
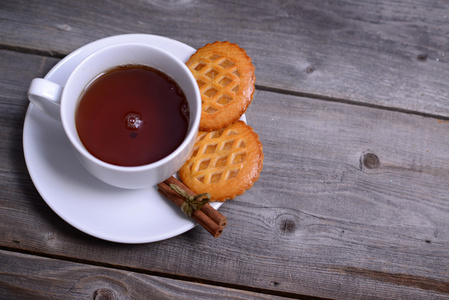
1, 49, 448, 299
0, 0, 448, 117
0, 250, 292, 300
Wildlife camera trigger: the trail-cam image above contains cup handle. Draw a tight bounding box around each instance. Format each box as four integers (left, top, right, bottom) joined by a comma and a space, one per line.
27, 78, 63, 122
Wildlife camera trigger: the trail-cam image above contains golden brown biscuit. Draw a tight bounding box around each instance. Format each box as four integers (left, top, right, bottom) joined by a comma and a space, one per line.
186, 41, 255, 131
179, 121, 263, 201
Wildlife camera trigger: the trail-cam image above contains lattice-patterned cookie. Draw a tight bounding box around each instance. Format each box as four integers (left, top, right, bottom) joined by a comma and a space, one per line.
186, 41, 255, 131
179, 121, 263, 201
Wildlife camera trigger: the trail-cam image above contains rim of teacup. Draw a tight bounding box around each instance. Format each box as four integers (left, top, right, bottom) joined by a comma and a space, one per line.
60, 42, 201, 172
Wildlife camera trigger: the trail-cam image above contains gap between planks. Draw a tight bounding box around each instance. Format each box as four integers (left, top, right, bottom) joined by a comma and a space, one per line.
0, 43, 66, 59
255, 85, 449, 122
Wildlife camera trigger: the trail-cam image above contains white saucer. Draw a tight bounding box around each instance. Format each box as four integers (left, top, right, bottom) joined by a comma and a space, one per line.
22, 34, 224, 243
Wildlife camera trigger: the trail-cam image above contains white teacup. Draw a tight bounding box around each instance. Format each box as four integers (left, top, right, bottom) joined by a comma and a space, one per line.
27, 43, 201, 189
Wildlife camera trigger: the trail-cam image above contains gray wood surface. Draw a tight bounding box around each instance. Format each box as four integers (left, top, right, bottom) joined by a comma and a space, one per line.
1, 0, 448, 299
1, 0, 448, 117
0, 250, 291, 300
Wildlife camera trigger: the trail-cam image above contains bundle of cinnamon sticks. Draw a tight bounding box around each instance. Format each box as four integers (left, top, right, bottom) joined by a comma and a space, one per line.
158, 176, 227, 238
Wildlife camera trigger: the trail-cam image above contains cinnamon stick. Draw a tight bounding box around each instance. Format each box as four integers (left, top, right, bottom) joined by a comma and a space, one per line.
157, 176, 227, 238
164, 176, 227, 227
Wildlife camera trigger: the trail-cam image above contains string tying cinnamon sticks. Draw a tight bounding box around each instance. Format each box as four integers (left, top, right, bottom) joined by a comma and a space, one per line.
168, 184, 211, 217
158, 176, 227, 238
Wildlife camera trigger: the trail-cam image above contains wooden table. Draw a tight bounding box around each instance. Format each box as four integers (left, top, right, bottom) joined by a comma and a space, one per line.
1, 1, 448, 299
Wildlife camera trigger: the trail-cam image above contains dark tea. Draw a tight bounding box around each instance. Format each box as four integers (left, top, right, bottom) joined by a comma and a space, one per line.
75, 64, 190, 166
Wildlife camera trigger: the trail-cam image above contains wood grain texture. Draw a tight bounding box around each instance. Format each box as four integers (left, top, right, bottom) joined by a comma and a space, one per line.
1, 49, 448, 299
0, 0, 448, 117
0, 250, 292, 300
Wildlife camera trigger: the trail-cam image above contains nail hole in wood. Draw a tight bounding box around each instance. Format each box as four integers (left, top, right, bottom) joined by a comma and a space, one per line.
362, 153, 380, 169
281, 219, 296, 234
94, 289, 116, 300
276, 214, 298, 236
306, 66, 315, 74
417, 54, 428, 61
